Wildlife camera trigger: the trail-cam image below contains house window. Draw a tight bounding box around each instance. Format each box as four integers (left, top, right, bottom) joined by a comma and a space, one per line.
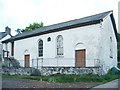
110, 37, 113, 58
38, 39, 43, 57
3, 50, 9, 58
47, 37, 51, 42
56, 35, 63, 56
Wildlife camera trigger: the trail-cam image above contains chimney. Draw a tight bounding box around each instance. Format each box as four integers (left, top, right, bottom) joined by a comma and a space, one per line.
5, 26, 11, 35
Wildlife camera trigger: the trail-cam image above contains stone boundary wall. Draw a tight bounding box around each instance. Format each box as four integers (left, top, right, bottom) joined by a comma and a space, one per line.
0, 67, 105, 76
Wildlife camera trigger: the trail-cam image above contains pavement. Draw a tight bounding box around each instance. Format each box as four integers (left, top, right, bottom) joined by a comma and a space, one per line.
91, 79, 120, 90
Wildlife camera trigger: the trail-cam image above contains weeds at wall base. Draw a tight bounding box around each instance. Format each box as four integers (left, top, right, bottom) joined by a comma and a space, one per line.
2, 69, 119, 84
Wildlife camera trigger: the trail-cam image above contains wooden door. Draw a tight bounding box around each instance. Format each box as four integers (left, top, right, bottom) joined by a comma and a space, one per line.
24, 54, 30, 67
75, 49, 86, 67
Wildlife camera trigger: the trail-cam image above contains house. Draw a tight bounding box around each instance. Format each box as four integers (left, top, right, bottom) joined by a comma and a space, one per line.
2, 11, 118, 74
0, 26, 12, 58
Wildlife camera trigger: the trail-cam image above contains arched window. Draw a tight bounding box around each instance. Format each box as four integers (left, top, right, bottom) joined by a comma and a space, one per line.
38, 39, 43, 57
56, 35, 63, 56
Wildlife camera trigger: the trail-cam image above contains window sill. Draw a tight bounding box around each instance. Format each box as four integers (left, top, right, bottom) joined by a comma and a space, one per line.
37, 57, 43, 59
55, 55, 64, 58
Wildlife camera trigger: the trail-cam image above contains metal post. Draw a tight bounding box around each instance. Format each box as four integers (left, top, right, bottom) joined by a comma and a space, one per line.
57, 58, 58, 67
32, 59, 33, 68
37, 58, 38, 69
8, 58, 10, 67
41, 58, 43, 67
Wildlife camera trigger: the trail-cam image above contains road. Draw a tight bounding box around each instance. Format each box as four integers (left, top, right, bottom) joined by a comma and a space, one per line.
2, 78, 100, 89
2, 77, 119, 89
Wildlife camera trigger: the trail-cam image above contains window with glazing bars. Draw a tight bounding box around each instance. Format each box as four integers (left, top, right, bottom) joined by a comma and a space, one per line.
38, 39, 43, 57
56, 35, 63, 56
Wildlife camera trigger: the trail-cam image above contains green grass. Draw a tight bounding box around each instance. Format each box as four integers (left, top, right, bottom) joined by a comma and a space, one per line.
2, 70, 119, 84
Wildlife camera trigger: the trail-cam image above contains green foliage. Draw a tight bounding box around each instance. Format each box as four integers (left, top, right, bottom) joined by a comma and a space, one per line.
21, 22, 43, 32
118, 33, 120, 57
118, 33, 120, 68
118, 33, 120, 41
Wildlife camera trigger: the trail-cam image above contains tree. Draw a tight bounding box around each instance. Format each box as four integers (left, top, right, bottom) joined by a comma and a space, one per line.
118, 33, 120, 58
117, 33, 120, 68
15, 28, 22, 34
21, 22, 43, 32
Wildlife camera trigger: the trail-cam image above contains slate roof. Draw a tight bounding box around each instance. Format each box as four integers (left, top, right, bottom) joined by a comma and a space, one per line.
0, 32, 7, 40
2, 10, 117, 43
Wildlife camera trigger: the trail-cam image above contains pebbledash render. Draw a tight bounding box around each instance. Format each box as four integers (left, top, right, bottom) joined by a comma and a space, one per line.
2, 11, 118, 75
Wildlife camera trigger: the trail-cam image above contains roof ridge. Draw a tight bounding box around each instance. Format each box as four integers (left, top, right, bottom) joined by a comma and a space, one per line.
16, 10, 113, 35
2, 10, 113, 43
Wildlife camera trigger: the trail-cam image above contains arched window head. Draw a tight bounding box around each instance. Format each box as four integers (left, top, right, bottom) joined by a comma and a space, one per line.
38, 39, 43, 57
56, 35, 63, 56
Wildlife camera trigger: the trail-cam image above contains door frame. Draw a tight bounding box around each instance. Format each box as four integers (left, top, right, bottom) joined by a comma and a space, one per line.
75, 49, 86, 67
24, 54, 30, 68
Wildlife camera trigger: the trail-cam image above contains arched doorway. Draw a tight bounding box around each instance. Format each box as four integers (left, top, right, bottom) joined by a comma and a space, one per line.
24, 54, 30, 67
75, 43, 86, 67
24, 49, 30, 68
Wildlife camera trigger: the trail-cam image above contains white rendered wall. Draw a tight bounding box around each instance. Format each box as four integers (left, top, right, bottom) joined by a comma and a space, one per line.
1, 35, 11, 51
99, 15, 117, 74
0, 35, 11, 60
13, 24, 101, 67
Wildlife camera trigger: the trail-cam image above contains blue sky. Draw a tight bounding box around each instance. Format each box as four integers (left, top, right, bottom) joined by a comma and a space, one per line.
0, 0, 119, 35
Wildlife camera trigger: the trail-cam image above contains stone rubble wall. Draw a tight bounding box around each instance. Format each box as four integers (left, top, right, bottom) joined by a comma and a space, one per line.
0, 67, 105, 76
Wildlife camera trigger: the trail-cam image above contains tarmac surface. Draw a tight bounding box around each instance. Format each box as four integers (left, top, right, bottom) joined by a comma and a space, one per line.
2, 78, 100, 89
92, 79, 120, 90
1, 77, 120, 89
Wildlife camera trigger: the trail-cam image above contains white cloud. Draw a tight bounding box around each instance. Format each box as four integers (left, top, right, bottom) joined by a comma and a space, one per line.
0, 0, 119, 35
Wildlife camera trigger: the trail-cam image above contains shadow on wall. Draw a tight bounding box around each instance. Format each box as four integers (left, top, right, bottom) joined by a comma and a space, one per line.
0, 55, 2, 61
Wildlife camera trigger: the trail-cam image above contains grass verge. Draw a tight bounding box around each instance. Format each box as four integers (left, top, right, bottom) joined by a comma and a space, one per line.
2, 70, 120, 84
